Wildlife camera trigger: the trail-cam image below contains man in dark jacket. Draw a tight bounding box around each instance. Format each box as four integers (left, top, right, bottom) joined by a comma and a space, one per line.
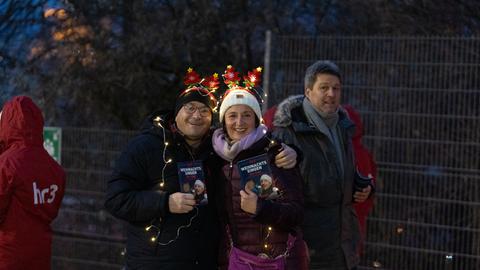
272, 61, 372, 270
105, 87, 221, 270
0, 96, 66, 270
105, 86, 298, 270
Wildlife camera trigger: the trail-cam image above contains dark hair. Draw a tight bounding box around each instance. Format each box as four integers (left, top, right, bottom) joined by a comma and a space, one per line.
304, 60, 342, 90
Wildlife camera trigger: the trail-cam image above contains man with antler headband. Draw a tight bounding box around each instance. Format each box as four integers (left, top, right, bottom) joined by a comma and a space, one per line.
105, 68, 298, 270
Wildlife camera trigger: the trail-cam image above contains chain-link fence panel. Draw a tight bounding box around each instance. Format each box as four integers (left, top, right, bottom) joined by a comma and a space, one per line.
52, 128, 136, 270
265, 35, 480, 270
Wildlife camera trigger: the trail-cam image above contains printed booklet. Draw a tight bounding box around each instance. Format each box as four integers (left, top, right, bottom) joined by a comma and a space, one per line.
237, 154, 279, 199
177, 160, 208, 205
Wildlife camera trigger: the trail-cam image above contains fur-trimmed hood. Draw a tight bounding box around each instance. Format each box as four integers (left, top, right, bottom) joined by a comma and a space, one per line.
273, 95, 304, 128
272, 95, 355, 136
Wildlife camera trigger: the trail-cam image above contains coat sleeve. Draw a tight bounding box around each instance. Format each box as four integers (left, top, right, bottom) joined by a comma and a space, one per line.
272, 127, 296, 147
272, 127, 304, 165
253, 161, 304, 232
0, 160, 14, 224
104, 135, 169, 223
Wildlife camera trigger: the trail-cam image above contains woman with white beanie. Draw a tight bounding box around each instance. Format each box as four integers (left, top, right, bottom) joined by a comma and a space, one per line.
213, 66, 308, 270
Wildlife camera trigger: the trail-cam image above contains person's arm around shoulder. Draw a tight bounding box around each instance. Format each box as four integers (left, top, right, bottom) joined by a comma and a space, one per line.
274, 143, 302, 169
272, 126, 302, 169
272, 126, 297, 150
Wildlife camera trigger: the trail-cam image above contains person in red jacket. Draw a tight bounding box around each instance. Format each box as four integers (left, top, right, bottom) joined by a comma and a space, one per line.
262, 105, 278, 131
342, 104, 377, 256
263, 103, 377, 256
0, 96, 66, 270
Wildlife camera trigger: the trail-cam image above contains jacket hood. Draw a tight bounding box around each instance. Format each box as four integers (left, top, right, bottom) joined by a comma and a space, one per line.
0, 96, 44, 151
273, 95, 355, 137
272, 95, 304, 128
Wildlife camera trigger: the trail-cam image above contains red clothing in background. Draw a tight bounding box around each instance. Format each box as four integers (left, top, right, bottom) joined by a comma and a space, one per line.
342, 104, 377, 255
0, 96, 66, 270
262, 105, 277, 131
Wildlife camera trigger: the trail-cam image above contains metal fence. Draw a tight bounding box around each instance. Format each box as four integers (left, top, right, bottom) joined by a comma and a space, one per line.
51, 36, 480, 270
265, 35, 480, 270
52, 128, 136, 269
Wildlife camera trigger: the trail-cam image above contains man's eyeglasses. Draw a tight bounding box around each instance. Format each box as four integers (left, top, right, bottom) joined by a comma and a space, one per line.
182, 103, 211, 117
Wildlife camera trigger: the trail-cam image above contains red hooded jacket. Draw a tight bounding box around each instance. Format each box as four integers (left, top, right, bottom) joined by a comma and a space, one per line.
342, 104, 377, 255
0, 96, 66, 270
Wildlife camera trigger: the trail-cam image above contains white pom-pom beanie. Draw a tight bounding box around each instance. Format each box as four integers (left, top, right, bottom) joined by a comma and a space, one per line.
219, 87, 262, 123
194, 180, 205, 188
260, 174, 272, 184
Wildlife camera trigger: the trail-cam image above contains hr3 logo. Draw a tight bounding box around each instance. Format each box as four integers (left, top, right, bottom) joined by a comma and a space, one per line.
33, 182, 58, 205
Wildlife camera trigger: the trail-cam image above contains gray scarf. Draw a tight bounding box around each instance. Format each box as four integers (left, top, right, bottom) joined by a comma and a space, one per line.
302, 98, 344, 176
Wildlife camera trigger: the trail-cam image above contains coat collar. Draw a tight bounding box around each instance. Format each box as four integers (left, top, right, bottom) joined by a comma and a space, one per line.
273, 95, 355, 136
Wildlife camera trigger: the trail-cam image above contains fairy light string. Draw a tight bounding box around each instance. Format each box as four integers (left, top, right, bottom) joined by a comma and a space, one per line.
141, 68, 219, 246
146, 112, 199, 246
153, 116, 169, 188
146, 207, 199, 246
263, 225, 273, 250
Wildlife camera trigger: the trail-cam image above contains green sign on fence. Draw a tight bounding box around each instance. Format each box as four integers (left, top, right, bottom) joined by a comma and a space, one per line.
43, 127, 62, 164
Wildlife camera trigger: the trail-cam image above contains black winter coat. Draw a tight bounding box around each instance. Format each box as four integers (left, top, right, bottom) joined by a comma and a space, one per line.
273, 96, 360, 269
105, 111, 222, 270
